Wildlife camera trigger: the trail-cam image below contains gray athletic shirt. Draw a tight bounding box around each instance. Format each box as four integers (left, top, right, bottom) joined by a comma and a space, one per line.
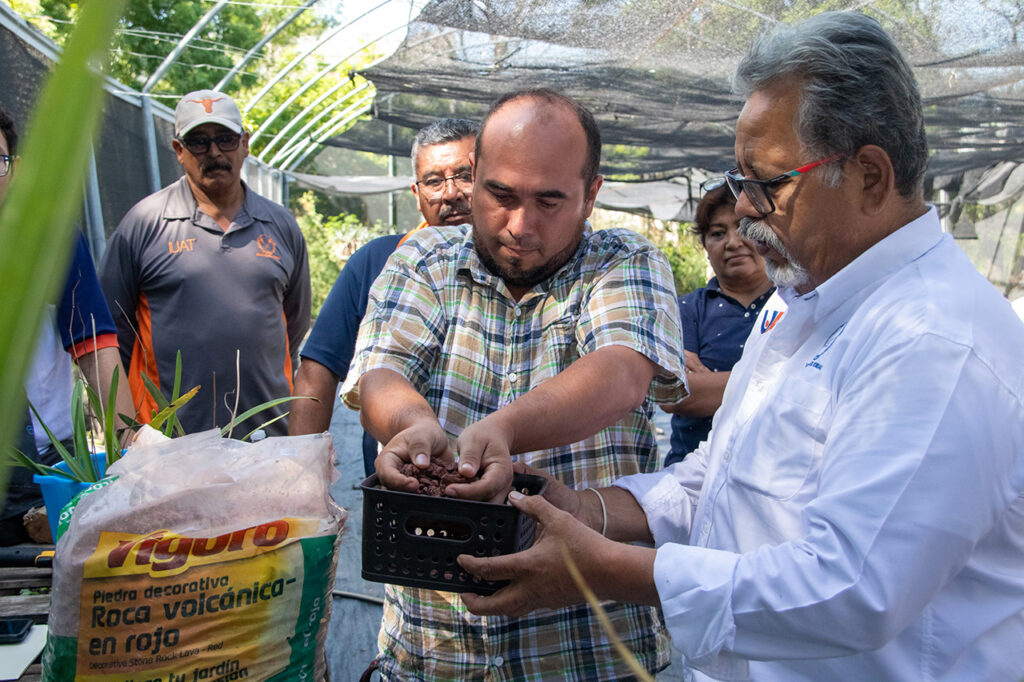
100, 176, 310, 437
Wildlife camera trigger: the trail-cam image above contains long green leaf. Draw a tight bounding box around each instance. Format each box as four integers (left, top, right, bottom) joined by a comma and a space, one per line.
103, 367, 122, 467
172, 350, 183, 402
69, 379, 96, 482
0, 0, 127, 508
84, 363, 121, 464
25, 402, 87, 482
149, 385, 201, 433
219, 396, 311, 438
3, 448, 77, 481
141, 372, 171, 412
167, 351, 185, 437
238, 412, 290, 442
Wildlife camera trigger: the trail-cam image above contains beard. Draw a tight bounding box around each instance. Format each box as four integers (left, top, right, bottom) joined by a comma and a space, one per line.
473, 221, 585, 292
738, 217, 809, 290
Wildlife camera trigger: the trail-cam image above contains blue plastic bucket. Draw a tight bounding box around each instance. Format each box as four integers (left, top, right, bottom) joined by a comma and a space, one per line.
34, 453, 108, 541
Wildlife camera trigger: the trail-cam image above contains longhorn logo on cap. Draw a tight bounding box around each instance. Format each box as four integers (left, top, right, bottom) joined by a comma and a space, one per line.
189, 97, 224, 114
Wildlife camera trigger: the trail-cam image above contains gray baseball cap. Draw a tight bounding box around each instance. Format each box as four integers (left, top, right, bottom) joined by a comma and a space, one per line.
175, 90, 244, 137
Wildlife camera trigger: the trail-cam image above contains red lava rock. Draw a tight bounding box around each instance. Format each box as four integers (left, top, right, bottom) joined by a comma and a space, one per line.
398, 460, 476, 497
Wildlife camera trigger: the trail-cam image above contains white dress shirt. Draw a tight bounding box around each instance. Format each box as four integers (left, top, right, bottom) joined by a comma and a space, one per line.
617, 207, 1024, 681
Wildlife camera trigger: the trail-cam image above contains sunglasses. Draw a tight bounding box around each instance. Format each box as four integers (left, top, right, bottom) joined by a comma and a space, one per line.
724, 153, 844, 216
178, 132, 242, 155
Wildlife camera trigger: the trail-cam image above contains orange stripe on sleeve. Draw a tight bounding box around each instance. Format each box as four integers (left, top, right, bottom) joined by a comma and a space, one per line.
68, 333, 119, 360
128, 293, 160, 424
282, 310, 294, 394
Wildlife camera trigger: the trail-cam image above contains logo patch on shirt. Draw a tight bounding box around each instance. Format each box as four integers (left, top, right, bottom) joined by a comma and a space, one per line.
168, 238, 196, 254
806, 322, 846, 370
760, 309, 783, 334
255, 234, 280, 260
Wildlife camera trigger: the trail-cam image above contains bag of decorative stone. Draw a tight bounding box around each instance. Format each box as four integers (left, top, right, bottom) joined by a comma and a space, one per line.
42, 429, 345, 682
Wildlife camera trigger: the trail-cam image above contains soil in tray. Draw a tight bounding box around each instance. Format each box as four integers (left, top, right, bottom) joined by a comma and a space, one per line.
398, 460, 477, 497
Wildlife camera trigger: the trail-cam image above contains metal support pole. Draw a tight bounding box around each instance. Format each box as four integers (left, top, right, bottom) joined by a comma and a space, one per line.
214, 0, 319, 92
388, 121, 397, 229
141, 96, 162, 194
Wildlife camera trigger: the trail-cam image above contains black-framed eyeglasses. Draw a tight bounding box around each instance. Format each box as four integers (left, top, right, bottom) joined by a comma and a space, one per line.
0, 154, 11, 177
724, 153, 844, 216
178, 132, 242, 155
416, 170, 472, 196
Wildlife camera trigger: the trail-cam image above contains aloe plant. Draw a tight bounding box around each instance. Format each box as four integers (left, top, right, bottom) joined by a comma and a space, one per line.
0, 1, 127, 508
6, 375, 126, 484
5, 348, 311, 484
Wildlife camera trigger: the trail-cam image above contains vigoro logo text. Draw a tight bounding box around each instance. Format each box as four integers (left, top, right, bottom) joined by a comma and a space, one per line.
106, 520, 290, 574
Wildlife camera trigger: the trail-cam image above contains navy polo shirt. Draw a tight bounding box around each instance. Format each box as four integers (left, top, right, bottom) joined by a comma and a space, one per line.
301, 232, 405, 477
666, 277, 774, 466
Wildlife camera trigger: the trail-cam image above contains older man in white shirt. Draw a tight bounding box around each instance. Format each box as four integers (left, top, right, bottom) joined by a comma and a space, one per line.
458, 11, 1024, 681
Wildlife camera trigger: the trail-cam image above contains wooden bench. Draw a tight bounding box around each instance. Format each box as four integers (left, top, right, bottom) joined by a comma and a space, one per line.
0, 565, 52, 682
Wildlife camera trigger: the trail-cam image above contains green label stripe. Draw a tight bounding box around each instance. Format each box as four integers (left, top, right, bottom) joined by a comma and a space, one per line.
56, 476, 118, 541
267, 534, 337, 681
41, 633, 77, 680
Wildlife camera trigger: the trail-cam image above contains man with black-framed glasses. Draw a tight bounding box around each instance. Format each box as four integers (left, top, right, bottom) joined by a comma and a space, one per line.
290, 118, 479, 477
100, 90, 310, 437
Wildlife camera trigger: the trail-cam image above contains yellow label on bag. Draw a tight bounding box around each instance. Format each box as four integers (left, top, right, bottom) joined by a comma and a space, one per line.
73, 518, 325, 681
84, 518, 318, 579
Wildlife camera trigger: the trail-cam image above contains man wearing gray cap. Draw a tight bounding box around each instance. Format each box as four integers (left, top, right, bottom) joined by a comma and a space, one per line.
101, 90, 310, 437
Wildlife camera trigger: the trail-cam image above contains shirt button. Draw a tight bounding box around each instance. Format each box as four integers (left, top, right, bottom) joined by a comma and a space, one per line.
744, 312, 750, 317
514, 307, 522, 318
508, 372, 517, 384
493, 656, 505, 666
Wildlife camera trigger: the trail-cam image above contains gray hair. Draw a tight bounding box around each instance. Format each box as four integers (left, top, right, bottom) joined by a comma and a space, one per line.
734, 11, 927, 197
410, 118, 479, 175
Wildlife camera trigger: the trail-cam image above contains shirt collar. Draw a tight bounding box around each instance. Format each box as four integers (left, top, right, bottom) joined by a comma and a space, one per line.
456, 222, 594, 300
778, 206, 942, 320
706, 276, 775, 307
164, 176, 269, 232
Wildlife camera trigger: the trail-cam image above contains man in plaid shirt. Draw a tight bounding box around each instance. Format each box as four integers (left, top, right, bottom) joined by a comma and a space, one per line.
342, 89, 687, 680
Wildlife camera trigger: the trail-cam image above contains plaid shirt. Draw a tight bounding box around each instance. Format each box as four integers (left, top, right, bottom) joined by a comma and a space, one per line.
343, 223, 686, 681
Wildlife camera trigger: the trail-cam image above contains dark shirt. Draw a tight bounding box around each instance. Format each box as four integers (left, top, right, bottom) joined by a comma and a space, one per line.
300, 232, 405, 477
100, 177, 310, 437
666, 277, 774, 466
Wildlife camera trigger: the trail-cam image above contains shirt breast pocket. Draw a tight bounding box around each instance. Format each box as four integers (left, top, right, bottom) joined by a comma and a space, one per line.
533, 314, 578, 383
727, 376, 830, 500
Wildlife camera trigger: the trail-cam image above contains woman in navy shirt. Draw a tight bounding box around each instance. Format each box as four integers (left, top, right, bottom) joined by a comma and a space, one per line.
663, 183, 775, 466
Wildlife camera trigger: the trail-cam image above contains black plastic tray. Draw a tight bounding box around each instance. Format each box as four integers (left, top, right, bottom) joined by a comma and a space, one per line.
360, 471, 547, 594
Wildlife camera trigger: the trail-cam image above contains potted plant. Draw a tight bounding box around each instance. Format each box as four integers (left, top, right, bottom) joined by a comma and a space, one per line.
6, 354, 308, 540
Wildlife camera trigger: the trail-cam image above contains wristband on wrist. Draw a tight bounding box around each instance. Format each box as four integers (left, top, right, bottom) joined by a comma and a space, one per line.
586, 487, 608, 537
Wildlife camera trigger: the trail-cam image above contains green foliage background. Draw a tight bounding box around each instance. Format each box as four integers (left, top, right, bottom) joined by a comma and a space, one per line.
294, 191, 393, 317
591, 209, 708, 296
16, 0, 379, 168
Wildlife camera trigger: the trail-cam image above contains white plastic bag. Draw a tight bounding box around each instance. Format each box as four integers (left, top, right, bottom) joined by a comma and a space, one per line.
43, 430, 345, 682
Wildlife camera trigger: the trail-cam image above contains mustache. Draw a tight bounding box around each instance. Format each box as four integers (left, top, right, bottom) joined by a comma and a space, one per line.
497, 233, 541, 252
201, 160, 232, 175
438, 199, 470, 220
739, 218, 786, 254
739, 217, 808, 288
